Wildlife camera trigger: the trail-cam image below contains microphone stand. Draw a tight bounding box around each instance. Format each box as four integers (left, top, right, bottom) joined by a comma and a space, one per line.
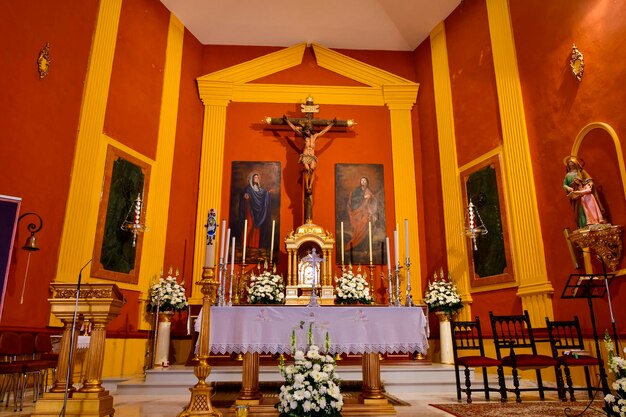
60, 259, 92, 417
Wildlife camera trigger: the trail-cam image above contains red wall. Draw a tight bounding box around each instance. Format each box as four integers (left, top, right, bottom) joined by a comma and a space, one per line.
0, 0, 99, 328
104, 0, 170, 158
510, 0, 626, 330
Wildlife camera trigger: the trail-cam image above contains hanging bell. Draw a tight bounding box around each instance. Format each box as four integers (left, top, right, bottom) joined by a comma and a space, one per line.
22, 233, 40, 251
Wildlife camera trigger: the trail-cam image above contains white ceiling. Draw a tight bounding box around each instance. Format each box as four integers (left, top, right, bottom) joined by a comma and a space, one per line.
159, 0, 461, 51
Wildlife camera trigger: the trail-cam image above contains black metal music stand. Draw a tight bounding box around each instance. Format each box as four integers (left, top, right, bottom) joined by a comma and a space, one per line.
561, 273, 615, 399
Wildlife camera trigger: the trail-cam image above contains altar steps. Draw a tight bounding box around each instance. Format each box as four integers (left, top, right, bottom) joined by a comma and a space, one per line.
113, 362, 463, 398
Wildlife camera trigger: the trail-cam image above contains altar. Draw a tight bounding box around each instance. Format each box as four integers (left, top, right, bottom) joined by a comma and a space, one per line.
207, 305, 428, 411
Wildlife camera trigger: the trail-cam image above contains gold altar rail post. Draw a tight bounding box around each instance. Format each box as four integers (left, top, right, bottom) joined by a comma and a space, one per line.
33, 283, 124, 417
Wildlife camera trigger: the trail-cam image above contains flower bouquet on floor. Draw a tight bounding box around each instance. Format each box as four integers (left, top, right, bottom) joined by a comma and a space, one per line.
247, 270, 285, 304
334, 265, 372, 305
604, 331, 626, 416
147, 268, 189, 312
276, 323, 343, 417
423, 268, 463, 316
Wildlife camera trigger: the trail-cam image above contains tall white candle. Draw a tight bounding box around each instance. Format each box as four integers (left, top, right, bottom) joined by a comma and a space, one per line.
242, 219, 248, 263
385, 236, 391, 273
270, 219, 276, 263
340, 221, 345, 264
404, 218, 410, 260
394, 229, 399, 269
230, 236, 236, 274
368, 221, 373, 264
224, 236, 235, 306
219, 220, 226, 263
224, 228, 231, 271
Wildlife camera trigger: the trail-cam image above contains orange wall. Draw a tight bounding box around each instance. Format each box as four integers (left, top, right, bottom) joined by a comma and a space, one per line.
0, 0, 99, 328
103, 0, 170, 159
510, 0, 626, 329
446, 0, 501, 166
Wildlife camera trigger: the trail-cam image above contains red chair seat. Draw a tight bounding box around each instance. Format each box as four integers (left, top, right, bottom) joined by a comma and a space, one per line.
557, 355, 599, 367
502, 354, 557, 369
457, 355, 502, 368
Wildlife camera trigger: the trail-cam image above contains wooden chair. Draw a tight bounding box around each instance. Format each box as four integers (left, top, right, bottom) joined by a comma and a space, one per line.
451, 317, 506, 403
0, 332, 23, 411
18, 333, 56, 410
546, 316, 599, 401
34, 333, 58, 393
489, 310, 560, 402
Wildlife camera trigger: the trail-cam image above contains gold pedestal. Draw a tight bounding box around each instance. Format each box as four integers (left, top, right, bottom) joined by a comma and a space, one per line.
34, 284, 123, 417
567, 224, 623, 271
32, 391, 114, 417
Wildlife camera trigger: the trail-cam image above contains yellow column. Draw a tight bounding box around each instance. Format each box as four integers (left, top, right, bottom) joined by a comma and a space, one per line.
486, 0, 553, 326
429, 22, 473, 320
191, 81, 232, 300
138, 14, 184, 326
53, 0, 122, 286
384, 85, 423, 302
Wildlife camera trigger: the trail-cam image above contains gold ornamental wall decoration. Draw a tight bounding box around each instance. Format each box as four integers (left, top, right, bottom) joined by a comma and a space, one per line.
37, 42, 51, 79
570, 44, 584, 81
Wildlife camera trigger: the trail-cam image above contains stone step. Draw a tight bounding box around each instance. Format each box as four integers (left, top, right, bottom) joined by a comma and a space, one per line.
113, 363, 466, 397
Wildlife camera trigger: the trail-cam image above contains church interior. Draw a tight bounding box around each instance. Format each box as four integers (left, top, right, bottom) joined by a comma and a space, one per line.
1, 0, 626, 416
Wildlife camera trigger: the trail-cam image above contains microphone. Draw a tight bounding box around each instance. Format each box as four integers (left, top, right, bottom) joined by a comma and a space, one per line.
60, 258, 93, 417
78, 259, 92, 284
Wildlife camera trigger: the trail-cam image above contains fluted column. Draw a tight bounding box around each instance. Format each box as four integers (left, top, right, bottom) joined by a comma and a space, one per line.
79, 322, 107, 392
49, 319, 81, 393
429, 22, 473, 320
361, 353, 386, 402
384, 85, 422, 302
53, 0, 122, 294
486, 0, 553, 326
237, 352, 261, 403
191, 88, 230, 301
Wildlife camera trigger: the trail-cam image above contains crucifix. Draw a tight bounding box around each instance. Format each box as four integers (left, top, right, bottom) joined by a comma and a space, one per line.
265, 96, 355, 223
301, 248, 325, 307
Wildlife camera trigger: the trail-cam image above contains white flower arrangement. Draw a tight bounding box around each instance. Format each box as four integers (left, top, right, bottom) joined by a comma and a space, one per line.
424, 269, 463, 316
147, 269, 188, 312
334, 267, 372, 305
604, 331, 626, 416
276, 323, 343, 417
247, 270, 285, 304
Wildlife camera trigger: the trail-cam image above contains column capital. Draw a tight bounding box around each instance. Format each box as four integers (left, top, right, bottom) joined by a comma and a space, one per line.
383, 84, 418, 110
197, 80, 233, 106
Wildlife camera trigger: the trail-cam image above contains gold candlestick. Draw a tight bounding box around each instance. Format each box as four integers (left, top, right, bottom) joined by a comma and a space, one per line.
178, 267, 222, 417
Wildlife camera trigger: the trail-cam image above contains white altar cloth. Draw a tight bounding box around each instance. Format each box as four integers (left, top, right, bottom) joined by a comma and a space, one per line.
209, 306, 428, 355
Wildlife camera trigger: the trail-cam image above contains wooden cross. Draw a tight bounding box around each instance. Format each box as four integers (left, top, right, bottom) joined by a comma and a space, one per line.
265, 96, 355, 223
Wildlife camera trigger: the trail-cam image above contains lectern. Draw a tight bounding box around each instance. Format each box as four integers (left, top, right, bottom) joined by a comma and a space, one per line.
33, 283, 124, 417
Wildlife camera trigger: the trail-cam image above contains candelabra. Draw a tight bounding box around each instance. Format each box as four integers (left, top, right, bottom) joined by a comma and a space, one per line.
404, 257, 414, 307
393, 265, 402, 306
385, 271, 393, 306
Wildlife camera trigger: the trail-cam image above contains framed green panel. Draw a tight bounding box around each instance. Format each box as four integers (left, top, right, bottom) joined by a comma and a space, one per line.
92, 145, 151, 284
461, 154, 515, 290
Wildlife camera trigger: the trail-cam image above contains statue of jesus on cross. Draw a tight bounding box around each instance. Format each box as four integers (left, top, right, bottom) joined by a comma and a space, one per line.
282, 114, 335, 193
265, 96, 354, 223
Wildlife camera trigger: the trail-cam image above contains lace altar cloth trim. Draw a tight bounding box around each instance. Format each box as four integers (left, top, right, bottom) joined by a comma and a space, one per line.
209, 306, 429, 355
